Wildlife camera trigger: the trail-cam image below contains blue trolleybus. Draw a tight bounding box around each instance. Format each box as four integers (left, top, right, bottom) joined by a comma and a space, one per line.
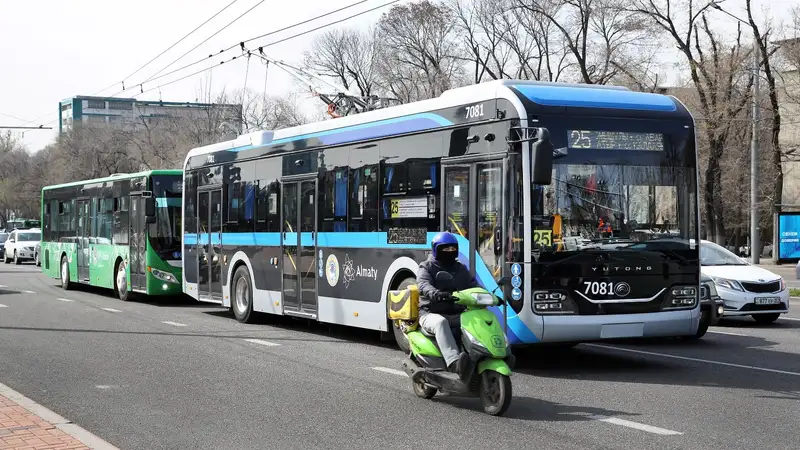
180, 79, 702, 349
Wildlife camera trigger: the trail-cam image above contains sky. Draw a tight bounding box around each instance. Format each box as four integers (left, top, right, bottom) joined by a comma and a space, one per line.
0, 0, 397, 152
0, 0, 797, 153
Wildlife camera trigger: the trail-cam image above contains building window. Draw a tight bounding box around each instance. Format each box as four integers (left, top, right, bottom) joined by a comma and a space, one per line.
60, 103, 72, 112
87, 99, 106, 109
108, 101, 133, 111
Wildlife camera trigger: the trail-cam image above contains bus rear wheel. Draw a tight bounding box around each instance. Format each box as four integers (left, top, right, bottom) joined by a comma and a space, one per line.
60, 256, 71, 290
116, 260, 130, 301
232, 265, 255, 323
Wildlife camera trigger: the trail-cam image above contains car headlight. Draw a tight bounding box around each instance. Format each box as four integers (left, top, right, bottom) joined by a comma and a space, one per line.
712, 277, 744, 292
150, 268, 178, 284
702, 281, 717, 298
471, 292, 496, 306
779, 278, 786, 291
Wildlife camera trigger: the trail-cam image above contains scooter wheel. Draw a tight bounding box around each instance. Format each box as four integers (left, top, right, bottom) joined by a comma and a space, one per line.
412, 378, 437, 399
480, 371, 512, 416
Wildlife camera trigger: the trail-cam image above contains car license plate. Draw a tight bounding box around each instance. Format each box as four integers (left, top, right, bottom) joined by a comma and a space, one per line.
754, 297, 780, 305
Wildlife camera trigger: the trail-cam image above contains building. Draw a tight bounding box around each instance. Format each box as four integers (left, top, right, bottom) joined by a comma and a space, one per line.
58, 96, 243, 134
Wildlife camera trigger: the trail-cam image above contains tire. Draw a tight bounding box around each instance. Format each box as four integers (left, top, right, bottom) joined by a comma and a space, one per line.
35, 251, 40, 267
753, 313, 780, 324
116, 260, 130, 301
231, 265, 256, 323
693, 320, 709, 339
60, 255, 71, 290
480, 371, 512, 416
412, 377, 437, 399
14, 251, 20, 265
389, 277, 415, 353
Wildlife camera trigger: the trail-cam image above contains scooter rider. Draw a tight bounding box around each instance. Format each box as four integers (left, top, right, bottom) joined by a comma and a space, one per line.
416, 231, 476, 377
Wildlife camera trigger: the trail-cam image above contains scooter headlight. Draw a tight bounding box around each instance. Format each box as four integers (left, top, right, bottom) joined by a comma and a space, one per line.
471, 293, 496, 306
462, 329, 487, 351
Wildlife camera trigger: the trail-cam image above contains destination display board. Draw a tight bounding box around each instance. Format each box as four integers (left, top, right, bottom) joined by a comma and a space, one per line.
568, 130, 665, 151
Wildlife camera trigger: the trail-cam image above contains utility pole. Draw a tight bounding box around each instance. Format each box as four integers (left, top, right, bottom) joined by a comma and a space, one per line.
750, 34, 760, 264
711, 3, 761, 263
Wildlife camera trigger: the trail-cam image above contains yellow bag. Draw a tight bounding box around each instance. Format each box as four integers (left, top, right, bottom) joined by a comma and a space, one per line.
388, 284, 419, 321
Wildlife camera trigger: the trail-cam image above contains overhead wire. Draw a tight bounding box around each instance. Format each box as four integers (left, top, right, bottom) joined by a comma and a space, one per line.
94, 0, 242, 97
110, 0, 378, 96
135, 0, 268, 88
26, 0, 400, 127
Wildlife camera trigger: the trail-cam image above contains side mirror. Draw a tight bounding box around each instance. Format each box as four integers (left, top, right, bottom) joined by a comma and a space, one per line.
497, 276, 511, 288
144, 197, 156, 221
531, 128, 554, 185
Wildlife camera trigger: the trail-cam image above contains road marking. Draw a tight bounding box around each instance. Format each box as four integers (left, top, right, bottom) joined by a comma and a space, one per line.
243, 338, 280, 347
586, 344, 800, 377
372, 367, 408, 376
0, 285, 6, 288
21, 290, 36, 294
779, 316, 800, 322
587, 415, 682, 436
0, 380, 121, 450
708, 330, 748, 336
161, 321, 187, 327
57, 298, 73, 302
101, 308, 122, 313
0, 304, 7, 308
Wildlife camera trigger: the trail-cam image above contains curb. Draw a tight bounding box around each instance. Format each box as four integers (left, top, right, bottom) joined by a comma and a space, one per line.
0, 381, 120, 450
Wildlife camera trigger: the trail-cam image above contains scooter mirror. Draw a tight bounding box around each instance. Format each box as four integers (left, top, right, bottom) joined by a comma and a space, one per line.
435, 271, 455, 291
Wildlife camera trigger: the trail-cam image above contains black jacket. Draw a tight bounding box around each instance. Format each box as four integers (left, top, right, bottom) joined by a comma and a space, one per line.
417, 257, 479, 316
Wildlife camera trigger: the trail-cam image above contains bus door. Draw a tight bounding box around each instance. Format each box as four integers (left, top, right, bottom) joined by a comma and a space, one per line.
129, 195, 148, 291
197, 188, 223, 302
76, 199, 90, 282
280, 176, 318, 318
441, 157, 508, 290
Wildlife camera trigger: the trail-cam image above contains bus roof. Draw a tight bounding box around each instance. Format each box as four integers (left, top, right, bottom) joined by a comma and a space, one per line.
184, 79, 691, 165
41, 169, 182, 191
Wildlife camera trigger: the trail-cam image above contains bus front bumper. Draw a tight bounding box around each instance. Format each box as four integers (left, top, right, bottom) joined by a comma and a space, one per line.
539, 308, 700, 343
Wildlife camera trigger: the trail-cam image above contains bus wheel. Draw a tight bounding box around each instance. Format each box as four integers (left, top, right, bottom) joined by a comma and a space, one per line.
232, 265, 255, 323
116, 261, 130, 302
60, 256, 71, 290
389, 277, 414, 353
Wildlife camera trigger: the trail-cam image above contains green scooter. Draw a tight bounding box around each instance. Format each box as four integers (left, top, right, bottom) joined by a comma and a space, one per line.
398, 272, 515, 416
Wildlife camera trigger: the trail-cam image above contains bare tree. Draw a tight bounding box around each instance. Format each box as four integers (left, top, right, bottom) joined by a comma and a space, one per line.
514, 0, 659, 85
303, 28, 381, 98
628, 0, 754, 243
375, 0, 467, 101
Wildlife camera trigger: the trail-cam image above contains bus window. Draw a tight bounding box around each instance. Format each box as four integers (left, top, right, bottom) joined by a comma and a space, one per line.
477, 162, 503, 280
443, 167, 469, 238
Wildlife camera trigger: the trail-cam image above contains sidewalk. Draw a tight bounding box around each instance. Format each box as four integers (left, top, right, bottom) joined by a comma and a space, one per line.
0, 382, 117, 450
0, 394, 89, 450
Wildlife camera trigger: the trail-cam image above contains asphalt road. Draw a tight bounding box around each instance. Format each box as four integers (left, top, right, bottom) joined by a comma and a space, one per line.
1, 263, 799, 450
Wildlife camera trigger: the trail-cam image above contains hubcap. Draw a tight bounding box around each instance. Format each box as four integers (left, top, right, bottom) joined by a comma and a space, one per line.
235, 276, 249, 313
483, 373, 502, 406
117, 265, 126, 296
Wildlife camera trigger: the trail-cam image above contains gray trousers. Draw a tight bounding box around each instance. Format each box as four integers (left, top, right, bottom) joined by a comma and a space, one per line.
419, 313, 461, 366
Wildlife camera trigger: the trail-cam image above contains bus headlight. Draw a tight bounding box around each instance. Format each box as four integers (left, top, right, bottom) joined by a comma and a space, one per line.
662, 285, 698, 310
150, 268, 178, 284
532, 291, 578, 315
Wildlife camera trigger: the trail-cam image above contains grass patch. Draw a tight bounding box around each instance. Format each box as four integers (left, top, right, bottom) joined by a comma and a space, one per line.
790, 288, 800, 297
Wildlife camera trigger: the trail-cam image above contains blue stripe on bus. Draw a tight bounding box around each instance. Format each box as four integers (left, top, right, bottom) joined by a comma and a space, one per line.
513, 84, 677, 112
229, 113, 453, 152
183, 231, 540, 343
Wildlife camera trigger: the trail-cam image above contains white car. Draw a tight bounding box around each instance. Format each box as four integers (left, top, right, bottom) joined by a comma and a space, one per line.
701, 239, 788, 324
3, 228, 41, 265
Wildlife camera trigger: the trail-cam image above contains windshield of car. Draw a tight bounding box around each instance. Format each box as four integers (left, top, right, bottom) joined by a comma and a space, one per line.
0, 234, 7, 243
700, 241, 747, 266
17, 232, 40, 241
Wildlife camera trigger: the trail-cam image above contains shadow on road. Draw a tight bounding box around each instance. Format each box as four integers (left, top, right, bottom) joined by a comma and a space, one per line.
432, 394, 640, 422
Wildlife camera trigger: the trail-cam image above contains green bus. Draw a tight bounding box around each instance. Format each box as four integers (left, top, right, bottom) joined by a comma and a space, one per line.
40, 170, 183, 301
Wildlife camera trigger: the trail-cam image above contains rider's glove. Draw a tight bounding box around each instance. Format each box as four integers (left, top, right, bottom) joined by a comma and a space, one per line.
435, 291, 453, 302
